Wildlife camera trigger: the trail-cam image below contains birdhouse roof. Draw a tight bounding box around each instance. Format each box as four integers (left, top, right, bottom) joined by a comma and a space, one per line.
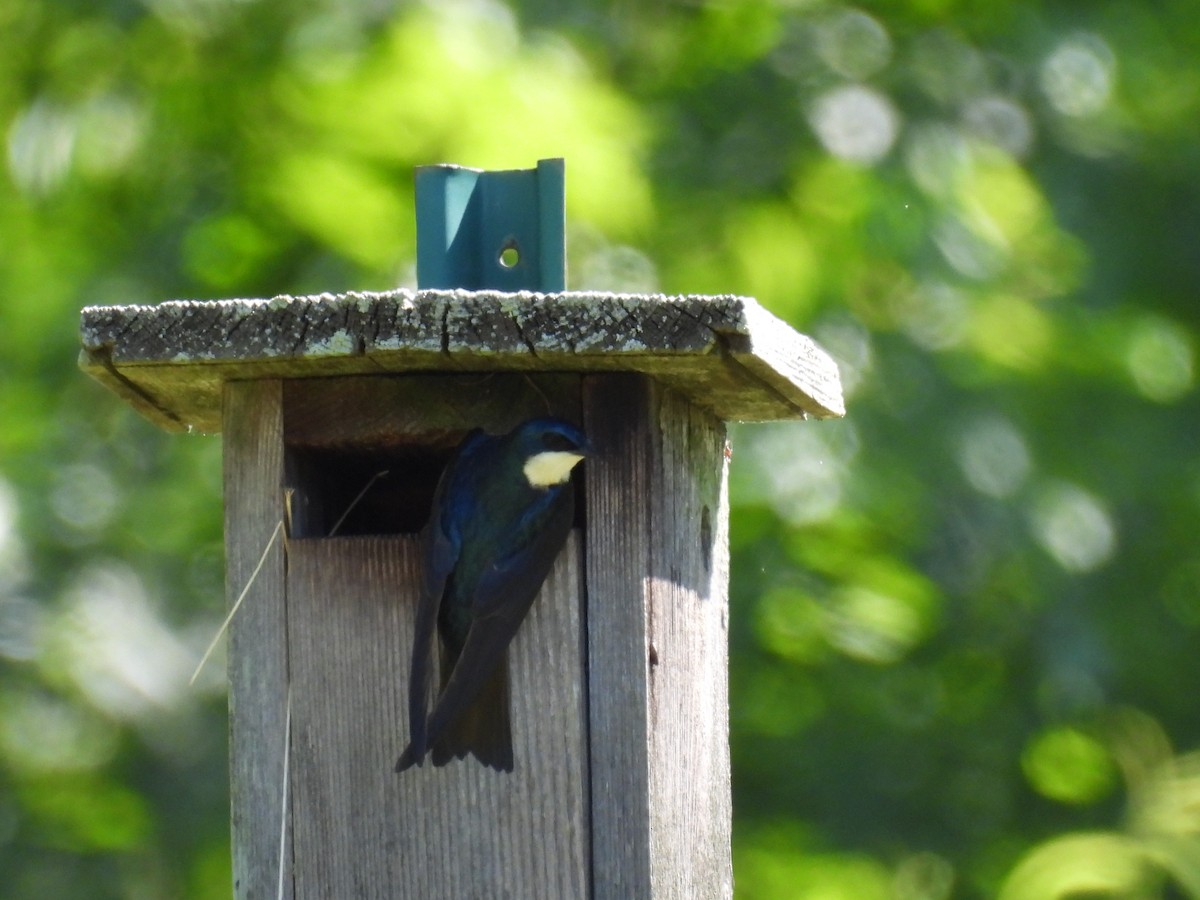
79, 289, 844, 432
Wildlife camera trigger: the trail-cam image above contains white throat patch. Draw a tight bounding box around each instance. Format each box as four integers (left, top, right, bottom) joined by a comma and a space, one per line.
523, 450, 584, 488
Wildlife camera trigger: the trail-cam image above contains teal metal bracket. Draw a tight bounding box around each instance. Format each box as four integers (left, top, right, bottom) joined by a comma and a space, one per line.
415, 158, 565, 292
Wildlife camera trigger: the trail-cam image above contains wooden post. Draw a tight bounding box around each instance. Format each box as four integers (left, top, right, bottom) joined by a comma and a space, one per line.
224, 380, 290, 899
78, 165, 844, 900
584, 373, 732, 898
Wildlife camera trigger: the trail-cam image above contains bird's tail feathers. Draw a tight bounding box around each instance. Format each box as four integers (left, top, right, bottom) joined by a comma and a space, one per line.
430, 655, 513, 772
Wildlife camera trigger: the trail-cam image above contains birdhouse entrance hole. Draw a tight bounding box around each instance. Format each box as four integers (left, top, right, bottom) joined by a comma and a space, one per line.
277, 373, 585, 539
285, 441, 587, 539
285, 444, 448, 538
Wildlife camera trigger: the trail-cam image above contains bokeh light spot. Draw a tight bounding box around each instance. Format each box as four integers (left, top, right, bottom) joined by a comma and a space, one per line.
1031, 483, 1116, 572
968, 294, 1054, 370
1022, 726, 1116, 804
934, 214, 1006, 280
957, 414, 1032, 498
0, 690, 118, 774
1041, 33, 1115, 118
894, 852, 955, 900
827, 584, 925, 664
809, 84, 899, 166
910, 29, 988, 106
815, 9, 892, 80
0, 597, 42, 663
756, 585, 828, 666
6, 99, 77, 197
0, 477, 18, 565
58, 564, 195, 718
1126, 315, 1194, 403
75, 94, 145, 179
964, 95, 1035, 158
736, 423, 852, 525
999, 833, 1145, 899
904, 123, 970, 200
51, 464, 119, 537
960, 155, 1046, 249
814, 316, 873, 398
893, 280, 971, 351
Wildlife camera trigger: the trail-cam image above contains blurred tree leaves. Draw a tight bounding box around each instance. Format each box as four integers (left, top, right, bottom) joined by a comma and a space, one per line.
2, 0, 1200, 898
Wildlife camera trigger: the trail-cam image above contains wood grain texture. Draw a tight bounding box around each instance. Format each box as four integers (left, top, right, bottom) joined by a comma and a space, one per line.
286, 534, 589, 900
223, 380, 293, 900
583, 373, 655, 900
583, 374, 733, 899
282, 374, 581, 450
78, 290, 844, 432
646, 389, 732, 899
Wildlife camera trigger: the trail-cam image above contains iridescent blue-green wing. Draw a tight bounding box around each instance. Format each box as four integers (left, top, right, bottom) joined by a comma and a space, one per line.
396, 428, 491, 772
418, 486, 574, 768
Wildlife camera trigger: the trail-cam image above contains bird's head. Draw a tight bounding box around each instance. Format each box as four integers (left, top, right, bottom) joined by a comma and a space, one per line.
511, 418, 591, 489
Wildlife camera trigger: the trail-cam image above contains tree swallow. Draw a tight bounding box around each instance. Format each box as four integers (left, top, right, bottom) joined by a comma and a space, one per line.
395, 417, 590, 773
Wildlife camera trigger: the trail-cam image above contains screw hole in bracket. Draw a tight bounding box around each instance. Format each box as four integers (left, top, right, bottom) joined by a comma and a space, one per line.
498, 239, 521, 269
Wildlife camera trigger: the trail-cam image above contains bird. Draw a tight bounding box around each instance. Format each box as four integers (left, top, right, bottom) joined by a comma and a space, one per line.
395, 417, 590, 773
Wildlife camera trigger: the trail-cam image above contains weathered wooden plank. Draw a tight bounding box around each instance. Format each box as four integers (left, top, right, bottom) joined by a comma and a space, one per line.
282, 374, 581, 449
583, 374, 733, 899
722, 298, 847, 422
223, 380, 293, 900
646, 389, 732, 899
286, 534, 589, 900
582, 373, 656, 899
78, 290, 844, 432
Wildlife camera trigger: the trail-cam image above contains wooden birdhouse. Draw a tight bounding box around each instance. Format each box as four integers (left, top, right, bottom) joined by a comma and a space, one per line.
78, 159, 844, 899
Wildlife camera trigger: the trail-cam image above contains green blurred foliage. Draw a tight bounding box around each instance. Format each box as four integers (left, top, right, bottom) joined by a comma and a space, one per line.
2, 0, 1199, 897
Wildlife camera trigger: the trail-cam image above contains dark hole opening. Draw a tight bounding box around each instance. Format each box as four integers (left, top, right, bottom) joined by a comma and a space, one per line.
286, 445, 449, 537
285, 442, 588, 538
